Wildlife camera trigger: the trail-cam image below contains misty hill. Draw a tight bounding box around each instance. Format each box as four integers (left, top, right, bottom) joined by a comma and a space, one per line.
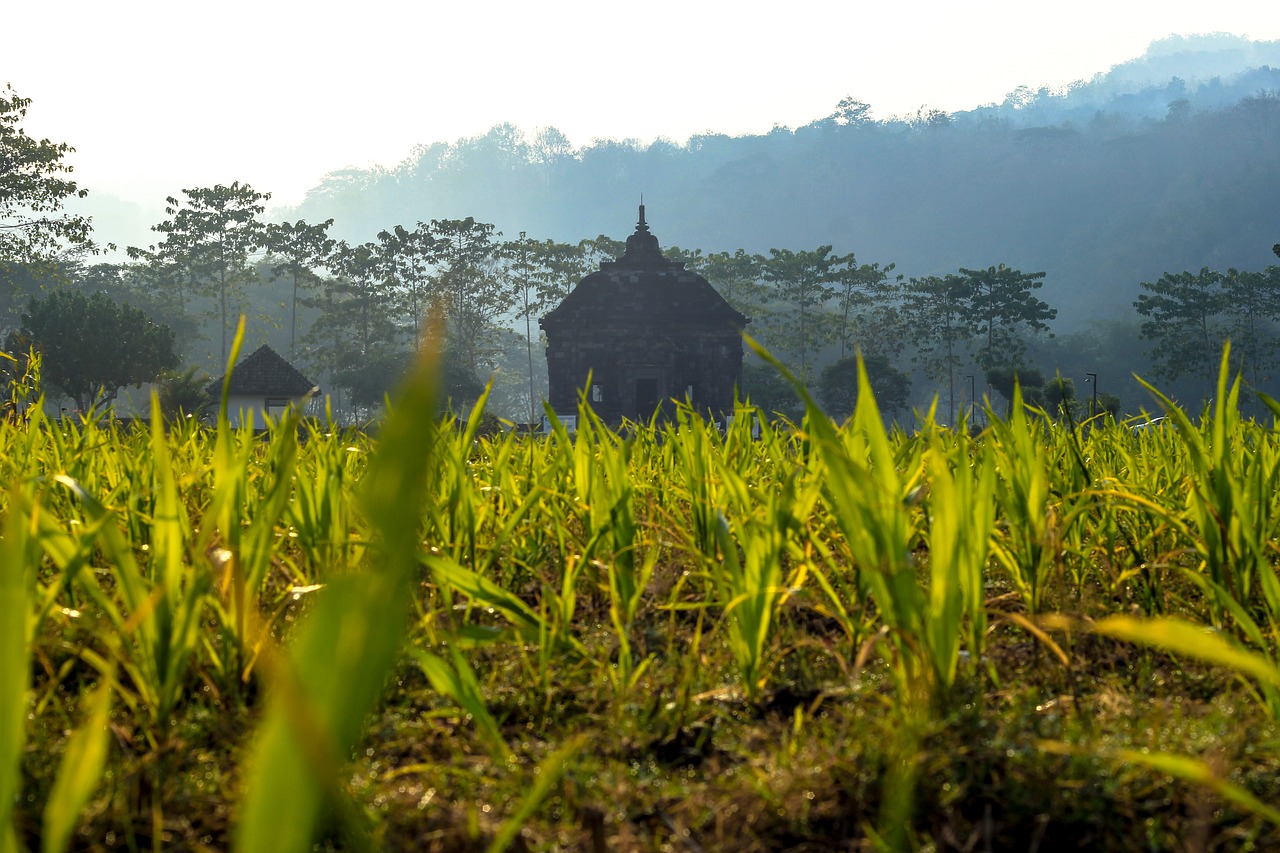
286, 34, 1280, 330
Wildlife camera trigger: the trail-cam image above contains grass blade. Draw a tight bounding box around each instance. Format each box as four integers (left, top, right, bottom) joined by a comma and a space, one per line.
0, 487, 32, 853
236, 326, 442, 853
41, 672, 113, 853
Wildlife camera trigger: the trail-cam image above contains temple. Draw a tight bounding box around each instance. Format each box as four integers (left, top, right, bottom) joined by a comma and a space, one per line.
539, 206, 748, 423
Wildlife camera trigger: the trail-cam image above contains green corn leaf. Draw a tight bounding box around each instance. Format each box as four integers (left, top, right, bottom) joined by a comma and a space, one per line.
1094, 616, 1280, 690
1118, 749, 1280, 826
236, 327, 443, 853
412, 647, 509, 760
0, 487, 32, 853
41, 672, 113, 853
486, 734, 588, 853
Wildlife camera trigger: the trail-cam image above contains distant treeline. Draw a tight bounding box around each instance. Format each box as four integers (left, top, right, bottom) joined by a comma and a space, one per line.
284, 40, 1280, 339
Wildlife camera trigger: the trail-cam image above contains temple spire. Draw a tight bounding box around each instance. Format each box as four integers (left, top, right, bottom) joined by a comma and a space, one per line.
616, 201, 668, 267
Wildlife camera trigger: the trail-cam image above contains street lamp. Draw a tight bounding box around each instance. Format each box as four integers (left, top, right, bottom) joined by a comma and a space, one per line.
1086, 372, 1098, 418
965, 374, 976, 427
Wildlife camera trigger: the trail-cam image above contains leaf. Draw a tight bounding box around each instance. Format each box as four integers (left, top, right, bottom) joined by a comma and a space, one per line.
486, 734, 588, 853
0, 486, 32, 853
42, 673, 113, 853
411, 648, 509, 760
1093, 616, 1280, 689
236, 321, 443, 853
1116, 749, 1280, 825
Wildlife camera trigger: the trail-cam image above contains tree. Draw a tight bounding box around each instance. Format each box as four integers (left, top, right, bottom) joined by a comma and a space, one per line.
14, 289, 178, 411
156, 365, 213, 419
303, 241, 402, 419
985, 365, 1045, 412
960, 264, 1055, 370
819, 354, 911, 421
905, 274, 978, 424
577, 234, 626, 269
701, 249, 769, 332
429, 218, 508, 377
829, 96, 873, 126
759, 246, 846, 380
0, 85, 97, 282
1133, 267, 1224, 382
373, 222, 435, 345
144, 182, 271, 364
834, 259, 903, 361
265, 218, 335, 360
502, 232, 580, 422
1220, 266, 1280, 385
1041, 375, 1075, 418
738, 361, 800, 421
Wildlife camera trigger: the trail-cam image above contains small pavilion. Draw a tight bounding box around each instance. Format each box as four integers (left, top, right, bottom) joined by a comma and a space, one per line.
539, 207, 748, 423
206, 344, 318, 428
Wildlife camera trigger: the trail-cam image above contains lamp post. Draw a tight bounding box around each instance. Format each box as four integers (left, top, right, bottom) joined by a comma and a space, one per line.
1086, 373, 1098, 418
965, 374, 976, 427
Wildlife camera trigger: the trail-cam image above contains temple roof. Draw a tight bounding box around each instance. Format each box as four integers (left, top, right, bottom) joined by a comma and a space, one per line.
541, 207, 748, 330
206, 344, 318, 397
606, 204, 676, 269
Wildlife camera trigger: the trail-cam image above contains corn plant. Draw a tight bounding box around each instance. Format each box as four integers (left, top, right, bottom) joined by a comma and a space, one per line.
1138, 348, 1280, 645
236, 340, 445, 852
1, 485, 33, 853
987, 383, 1055, 613
923, 433, 996, 687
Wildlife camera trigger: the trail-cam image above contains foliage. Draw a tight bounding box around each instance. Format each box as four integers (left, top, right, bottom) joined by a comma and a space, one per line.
1134, 267, 1226, 382
818, 353, 911, 420
432, 217, 507, 375
759, 246, 846, 380
264, 218, 335, 360
985, 365, 1045, 408
2, 346, 1280, 847
961, 263, 1055, 370
12, 289, 178, 410
156, 364, 213, 419
904, 274, 978, 422
137, 182, 271, 364
0, 85, 96, 284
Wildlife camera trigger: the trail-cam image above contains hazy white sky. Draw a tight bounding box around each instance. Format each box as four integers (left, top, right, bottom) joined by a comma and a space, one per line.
6, 0, 1278, 208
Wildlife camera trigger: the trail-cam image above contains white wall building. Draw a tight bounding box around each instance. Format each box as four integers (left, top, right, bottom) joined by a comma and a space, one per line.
207, 344, 319, 429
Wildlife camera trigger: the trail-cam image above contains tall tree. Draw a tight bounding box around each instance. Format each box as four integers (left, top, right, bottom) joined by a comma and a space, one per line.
502, 232, 581, 422
0, 85, 98, 284
905, 274, 978, 424
1220, 266, 1280, 386
960, 264, 1055, 370
1133, 267, 1224, 382
429, 218, 508, 377
304, 240, 402, 415
12, 289, 178, 411
702, 249, 768, 329
264, 218, 335, 360
374, 223, 435, 345
145, 182, 271, 364
759, 246, 846, 380
834, 259, 904, 360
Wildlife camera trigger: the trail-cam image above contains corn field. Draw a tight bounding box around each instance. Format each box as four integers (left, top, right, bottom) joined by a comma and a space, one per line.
3, 342, 1280, 851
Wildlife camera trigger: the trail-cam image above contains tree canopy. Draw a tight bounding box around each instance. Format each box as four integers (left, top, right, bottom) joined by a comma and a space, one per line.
0, 85, 97, 285
13, 289, 178, 411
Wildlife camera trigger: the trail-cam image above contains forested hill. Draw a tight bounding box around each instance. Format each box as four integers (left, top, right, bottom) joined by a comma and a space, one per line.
286, 35, 1280, 328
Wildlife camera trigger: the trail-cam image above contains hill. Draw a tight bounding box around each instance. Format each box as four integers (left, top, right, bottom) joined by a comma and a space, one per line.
284, 34, 1280, 331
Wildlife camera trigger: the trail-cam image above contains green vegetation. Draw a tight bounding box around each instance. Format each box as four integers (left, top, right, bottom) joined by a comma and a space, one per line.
2, 343, 1280, 850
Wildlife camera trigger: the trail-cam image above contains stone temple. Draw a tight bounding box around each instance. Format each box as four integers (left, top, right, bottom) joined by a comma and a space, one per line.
540, 207, 748, 423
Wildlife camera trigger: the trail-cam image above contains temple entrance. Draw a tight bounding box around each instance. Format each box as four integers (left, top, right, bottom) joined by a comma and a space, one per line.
634, 377, 658, 420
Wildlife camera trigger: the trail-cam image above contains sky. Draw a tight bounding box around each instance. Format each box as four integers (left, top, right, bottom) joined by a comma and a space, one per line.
6, 0, 1279, 215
